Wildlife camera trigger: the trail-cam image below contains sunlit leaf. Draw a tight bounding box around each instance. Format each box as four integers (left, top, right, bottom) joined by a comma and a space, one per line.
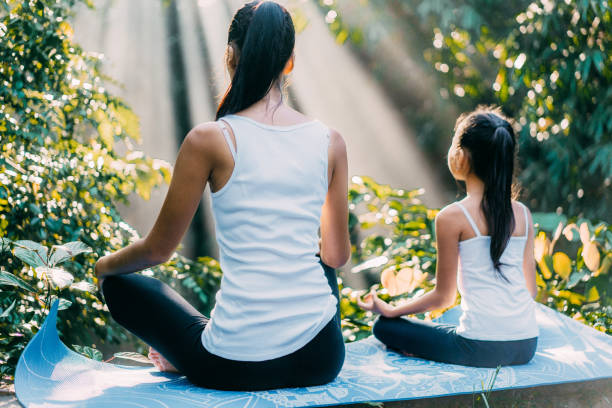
551, 222, 564, 248
114, 352, 152, 365
538, 256, 552, 279
596, 255, 611, 277
51, 296, 72, 310
552, 252, 572, 279
0, 271, 37, 292
534, 232, 550, 263
36, 266, 74, 289
0, 237, 11, 252
563, 224, 580, 242
586, 286, 600, 303
0, 300, 16, 318
13, 240, 48, 268
73, 345, 102, 361
380, 267, 399, 296
48, 241, 92, 266
70, 281, 97, 292
98, 121, 114, 148
567, 270, 586, 288
582, 242, 600, 272
579, 223, 590, 245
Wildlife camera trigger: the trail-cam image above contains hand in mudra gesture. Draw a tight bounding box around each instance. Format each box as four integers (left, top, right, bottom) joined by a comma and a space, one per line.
357, 288, 398, 318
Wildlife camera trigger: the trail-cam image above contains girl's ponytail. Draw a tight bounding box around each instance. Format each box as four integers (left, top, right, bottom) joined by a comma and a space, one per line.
483, 125, 516, 276
216, 1, 295, 120
457, 108, 518, 280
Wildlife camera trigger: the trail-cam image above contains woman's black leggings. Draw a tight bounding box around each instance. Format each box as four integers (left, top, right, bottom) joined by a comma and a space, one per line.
373, 316, 537, 368
102, 262, 345, 391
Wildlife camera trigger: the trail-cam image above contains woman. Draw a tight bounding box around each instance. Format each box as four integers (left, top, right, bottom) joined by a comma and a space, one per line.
95, 0, 350, 391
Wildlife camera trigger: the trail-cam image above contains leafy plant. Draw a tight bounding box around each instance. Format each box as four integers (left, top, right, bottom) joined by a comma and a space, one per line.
1, 239, 93, 314
73, 344, 102, 361
531, 215, 611, 333
0, 0, 221, 383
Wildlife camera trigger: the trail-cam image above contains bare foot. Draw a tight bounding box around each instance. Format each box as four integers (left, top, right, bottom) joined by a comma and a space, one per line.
148, 347, 179, 373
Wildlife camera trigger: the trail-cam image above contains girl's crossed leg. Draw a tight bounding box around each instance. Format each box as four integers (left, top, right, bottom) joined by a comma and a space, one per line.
372, 316, 537, 368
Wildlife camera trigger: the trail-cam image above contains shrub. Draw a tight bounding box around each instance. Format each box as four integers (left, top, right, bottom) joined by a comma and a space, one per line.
0, 0, 221, 383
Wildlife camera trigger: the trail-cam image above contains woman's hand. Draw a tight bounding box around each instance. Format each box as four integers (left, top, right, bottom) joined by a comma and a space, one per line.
94, 255, 110, 293
357, 288, 398, 318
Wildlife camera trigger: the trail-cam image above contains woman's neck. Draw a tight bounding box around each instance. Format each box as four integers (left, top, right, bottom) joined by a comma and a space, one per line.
245, 85, 284, 120
464, 174, 485, 200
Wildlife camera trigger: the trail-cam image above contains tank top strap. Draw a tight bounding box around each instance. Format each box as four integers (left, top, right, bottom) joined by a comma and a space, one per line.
456, 202, 481, 237
217, 119, 237, 161
519, 201, 529, 237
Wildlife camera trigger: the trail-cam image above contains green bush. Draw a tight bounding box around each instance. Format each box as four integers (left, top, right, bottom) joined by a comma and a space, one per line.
0, 0, 221, 383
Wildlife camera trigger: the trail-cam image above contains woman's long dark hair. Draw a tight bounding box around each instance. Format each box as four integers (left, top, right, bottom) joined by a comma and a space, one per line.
455, 107, 518, 279
215, 1, 295, 120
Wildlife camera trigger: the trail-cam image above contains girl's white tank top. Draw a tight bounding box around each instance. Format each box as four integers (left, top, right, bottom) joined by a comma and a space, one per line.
455, 201, 539, 341
200, 114, 338, 361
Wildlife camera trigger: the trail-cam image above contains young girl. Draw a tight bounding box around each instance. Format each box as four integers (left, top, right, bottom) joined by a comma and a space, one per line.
358, 107, 539, 368
95, 1, 350, 390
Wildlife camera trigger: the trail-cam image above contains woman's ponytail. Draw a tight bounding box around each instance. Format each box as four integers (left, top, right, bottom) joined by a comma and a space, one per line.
457, 108, 518, 280
216, 1, 295, 120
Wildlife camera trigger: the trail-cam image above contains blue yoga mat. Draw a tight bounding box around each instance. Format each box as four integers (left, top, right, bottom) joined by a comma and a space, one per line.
16, 300, 612, 407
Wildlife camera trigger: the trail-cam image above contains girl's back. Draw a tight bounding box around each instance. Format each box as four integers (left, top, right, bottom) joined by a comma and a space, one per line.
454, 200, 538, 340
202, 114, 338, 361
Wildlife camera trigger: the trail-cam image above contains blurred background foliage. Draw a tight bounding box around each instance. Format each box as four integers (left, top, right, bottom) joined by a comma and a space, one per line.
0, 0, 610, 387
317, 0, 611, 221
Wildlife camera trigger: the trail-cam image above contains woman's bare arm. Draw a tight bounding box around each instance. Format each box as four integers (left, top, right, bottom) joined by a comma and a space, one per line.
95, 123, 223, 279
319, 129, 350, 269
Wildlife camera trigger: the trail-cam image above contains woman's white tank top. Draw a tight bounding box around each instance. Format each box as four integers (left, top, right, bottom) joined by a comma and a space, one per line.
200, 114, 338, 361
455, 201, 539, 341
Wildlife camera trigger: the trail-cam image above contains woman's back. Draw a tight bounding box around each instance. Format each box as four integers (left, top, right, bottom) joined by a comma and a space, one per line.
455, 201, 539, 340
201, 114, 338, 361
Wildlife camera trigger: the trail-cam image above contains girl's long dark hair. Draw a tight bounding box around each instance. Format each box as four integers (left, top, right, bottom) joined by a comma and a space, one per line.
216, 1, 295, 120
456, 107, 518, 279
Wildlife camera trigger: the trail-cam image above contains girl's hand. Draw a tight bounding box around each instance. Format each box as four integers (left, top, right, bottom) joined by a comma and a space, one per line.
357, 288, 397, 318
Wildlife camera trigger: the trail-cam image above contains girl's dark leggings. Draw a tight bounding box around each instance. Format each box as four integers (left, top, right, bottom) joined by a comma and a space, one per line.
372, 316, 537, 368
102, 262, 344, 391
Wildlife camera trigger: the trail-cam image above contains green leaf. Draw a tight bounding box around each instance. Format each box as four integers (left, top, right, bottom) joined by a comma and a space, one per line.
532, 213, 567, 232
56, 298, 72, 310
0, 237, 11, 252
70, 281, 97, 292
0, 300, 17, 318
567, 270, 586, 289
48, 241, 92, 266
13, 240, 48, 268
0, 271, 37, 292
36, 267, 74, 289
73, 345, 102, 361
113, 352, 153, 365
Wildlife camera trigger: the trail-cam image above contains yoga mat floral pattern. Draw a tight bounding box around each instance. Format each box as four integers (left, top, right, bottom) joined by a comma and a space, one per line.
15, 300, 612, 407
